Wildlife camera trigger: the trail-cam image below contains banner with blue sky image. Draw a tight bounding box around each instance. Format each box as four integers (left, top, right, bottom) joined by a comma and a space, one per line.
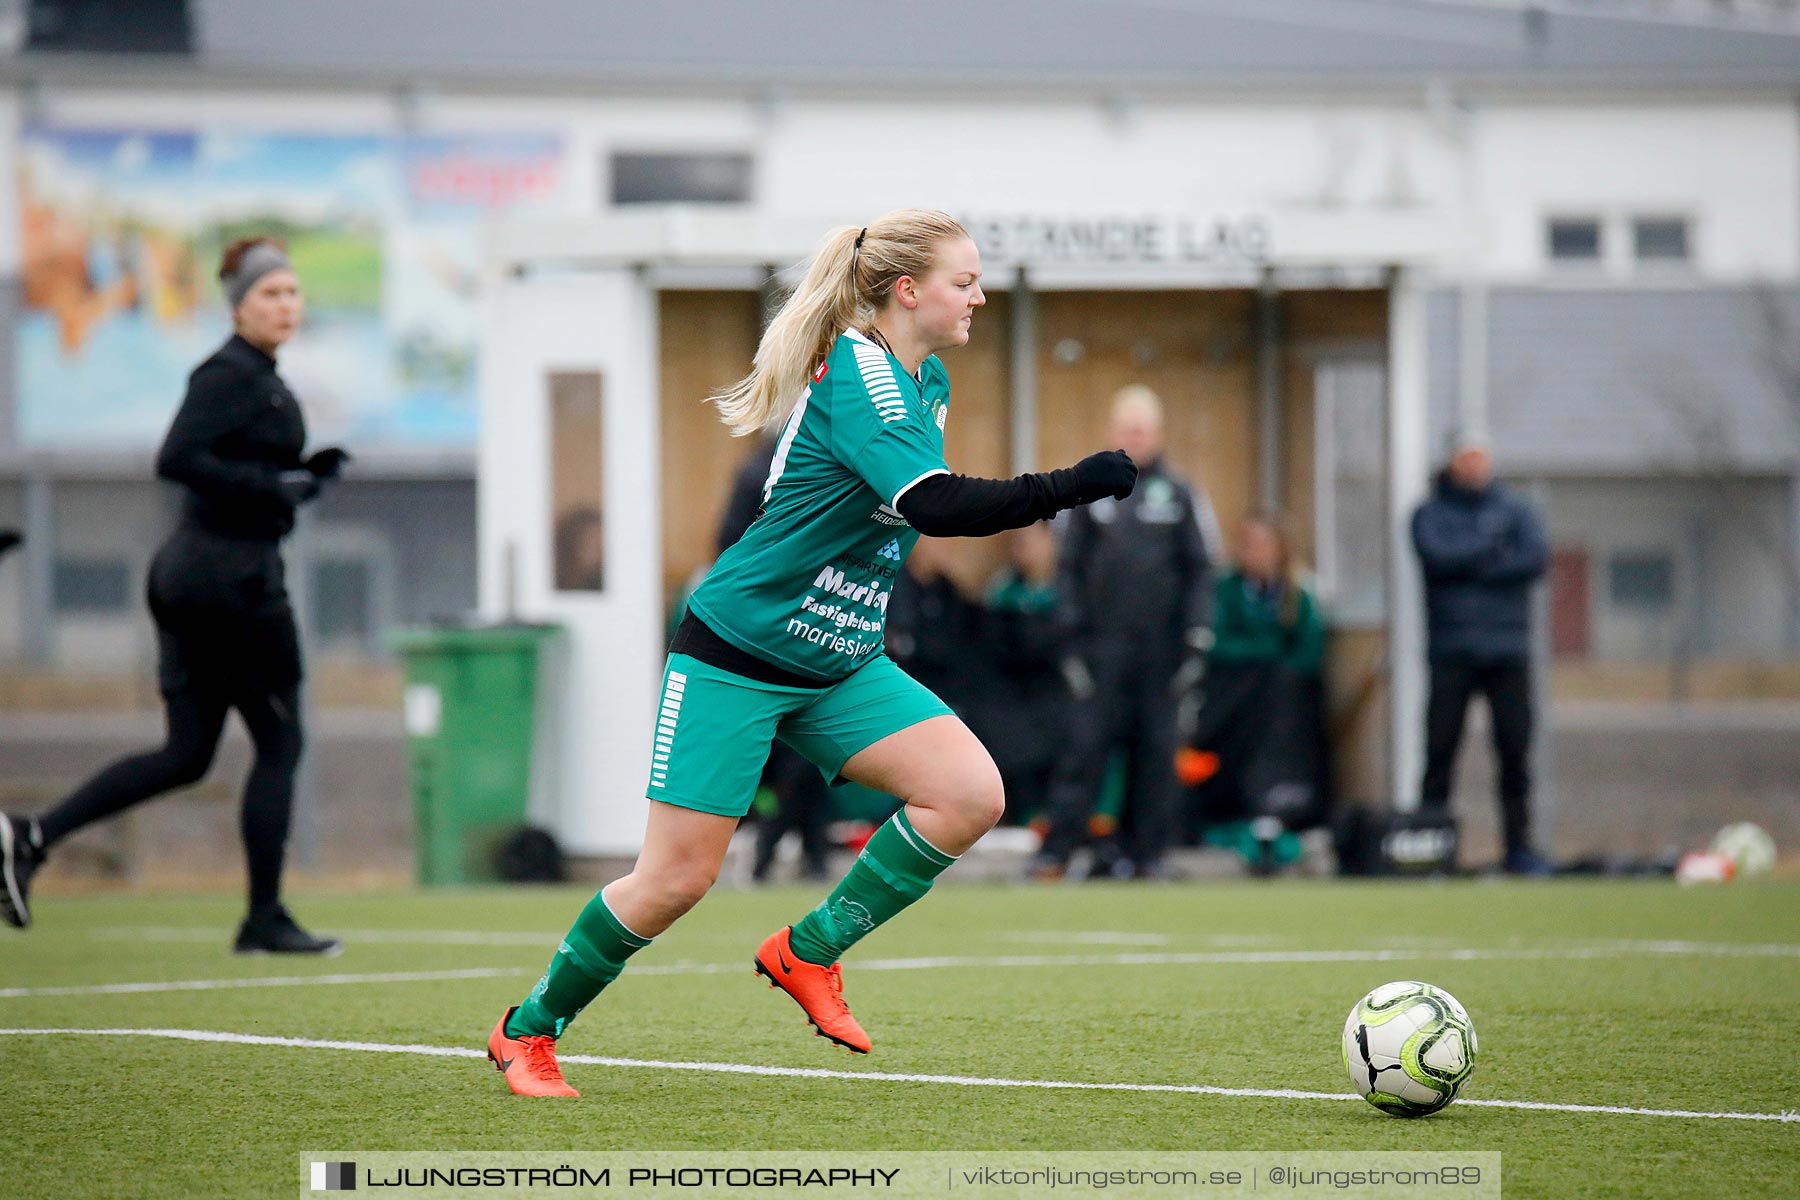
17, 125, 566, 449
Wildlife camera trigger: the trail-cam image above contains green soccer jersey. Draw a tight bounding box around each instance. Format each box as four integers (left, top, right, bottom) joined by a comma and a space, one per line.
689, 328, 952, 680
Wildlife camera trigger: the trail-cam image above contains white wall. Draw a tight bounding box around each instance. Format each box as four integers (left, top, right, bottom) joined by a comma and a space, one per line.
11, 86, 1794, 287
756, 98, 1462, 219
45, 479, 169, 672
477, 268, 663, 856
1474, 101, 1800, 282
1546, 476, 1796, 661
0, 90, 17, 275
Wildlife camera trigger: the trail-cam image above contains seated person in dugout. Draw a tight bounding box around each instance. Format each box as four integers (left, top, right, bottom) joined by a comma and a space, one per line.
1181, 512, 1331, 867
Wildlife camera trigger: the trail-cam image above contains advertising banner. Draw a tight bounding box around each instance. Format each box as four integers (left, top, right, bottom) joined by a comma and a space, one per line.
18, 125, 566, 449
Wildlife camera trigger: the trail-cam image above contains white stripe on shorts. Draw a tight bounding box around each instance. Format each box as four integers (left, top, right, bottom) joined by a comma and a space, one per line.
649, 671, 688, 788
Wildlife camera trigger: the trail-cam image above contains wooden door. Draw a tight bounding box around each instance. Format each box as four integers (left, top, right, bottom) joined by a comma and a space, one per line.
658, 291, 762, 606
1035, 290, 1257, 547
932, 291, 1012, 594
657, 291, 1014, 605
1550, 546, 1592, 659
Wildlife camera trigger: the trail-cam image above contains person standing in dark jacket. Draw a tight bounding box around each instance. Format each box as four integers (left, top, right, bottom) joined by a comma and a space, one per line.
1031, 385, 1220, 880
0, 237, 348, 950
1411, 437, 1551, 875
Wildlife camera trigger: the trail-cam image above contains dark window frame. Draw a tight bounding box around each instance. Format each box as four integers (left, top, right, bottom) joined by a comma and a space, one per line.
310, 556, 377, 646
1632, 215, 1691, 263
1546, 215, 1604, 263
549, 370, 606, 595
26, 0, 193, 54
52, 556, 133, 614
1608, 550, 1676, 614
609, 151, 754, 206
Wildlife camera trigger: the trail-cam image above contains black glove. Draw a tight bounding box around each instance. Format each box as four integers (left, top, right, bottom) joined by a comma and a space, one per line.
304, 446, 353, 479
1069, 450, 1138, 504
275, 470, 323, 507
0, 529, 21, 559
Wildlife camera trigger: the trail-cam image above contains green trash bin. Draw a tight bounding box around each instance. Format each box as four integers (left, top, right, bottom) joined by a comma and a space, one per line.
391, 623, 562, 885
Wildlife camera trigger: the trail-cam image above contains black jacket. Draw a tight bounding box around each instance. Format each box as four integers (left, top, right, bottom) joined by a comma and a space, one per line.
886, 568, 988, 715
1056, 458, 1215, 648
978, 572, 1068, 778
716, 440, 777, 555
1411, 472, 1548, 662
156, 335, 308, 541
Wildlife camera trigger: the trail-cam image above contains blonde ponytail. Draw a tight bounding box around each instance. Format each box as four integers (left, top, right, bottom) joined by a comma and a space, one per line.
710, 209, 971, 436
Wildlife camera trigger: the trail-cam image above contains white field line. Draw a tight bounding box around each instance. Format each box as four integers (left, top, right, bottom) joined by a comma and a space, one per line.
1007, 931, 1174, 945
78, 927, 1295, 948
9, 939, 1797, 1000
0, 967, 528, 999
0, 1026, 1794, 1125
841, 942, 1800, 970
86, 927, 1800, 962
91, 927, 1295, 950
90, 926, 557, 946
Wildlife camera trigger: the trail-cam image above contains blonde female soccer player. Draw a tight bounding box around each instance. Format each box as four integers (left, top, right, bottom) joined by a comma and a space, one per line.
486, 209, 1138, 1096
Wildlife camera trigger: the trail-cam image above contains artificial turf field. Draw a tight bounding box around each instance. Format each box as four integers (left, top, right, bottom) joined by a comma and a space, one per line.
2, 879, 1796, 1199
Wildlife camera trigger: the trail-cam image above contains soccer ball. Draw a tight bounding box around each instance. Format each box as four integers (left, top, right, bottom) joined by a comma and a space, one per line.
1342, 981, 1477, 1117
1710, 822, 1777, 878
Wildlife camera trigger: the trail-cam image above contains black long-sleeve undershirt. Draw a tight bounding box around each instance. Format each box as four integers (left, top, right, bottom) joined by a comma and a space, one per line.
895, 467, 1086, 538
156, 335, 308, 540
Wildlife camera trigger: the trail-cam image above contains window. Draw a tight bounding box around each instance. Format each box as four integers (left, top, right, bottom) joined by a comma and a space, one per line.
549, 371, 605, 593
52, 557, 131, 614
1546, 217, 1603, 263
311, 558, 374, 644
1313, 358, 1388, 626
1633, 216, 1690, 263
26, 0, 192, 53
611, 153, 752, 205
1608, 551, 1674, 613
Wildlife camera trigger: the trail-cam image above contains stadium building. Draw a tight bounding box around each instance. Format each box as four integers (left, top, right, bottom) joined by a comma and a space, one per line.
0, 2, 1797, 859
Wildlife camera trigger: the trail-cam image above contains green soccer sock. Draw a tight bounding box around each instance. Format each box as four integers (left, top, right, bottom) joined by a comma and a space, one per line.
505, 886, 652, 1039
787, 807, 958, 965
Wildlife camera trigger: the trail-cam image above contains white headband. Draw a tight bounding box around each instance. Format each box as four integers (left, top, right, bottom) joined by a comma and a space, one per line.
222, 243, 292, 308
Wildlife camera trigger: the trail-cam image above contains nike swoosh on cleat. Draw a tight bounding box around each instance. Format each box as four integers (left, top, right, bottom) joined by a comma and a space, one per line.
776, 949, 794, 975
495, 1054, 514, 1072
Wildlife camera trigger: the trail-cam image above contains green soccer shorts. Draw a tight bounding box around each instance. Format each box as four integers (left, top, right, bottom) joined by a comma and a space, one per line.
644, 652, 953, 817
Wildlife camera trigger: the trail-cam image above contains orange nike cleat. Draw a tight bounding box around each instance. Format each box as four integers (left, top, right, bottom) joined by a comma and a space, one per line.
486, 1007, 580, 1097
753, 926, 872, 1054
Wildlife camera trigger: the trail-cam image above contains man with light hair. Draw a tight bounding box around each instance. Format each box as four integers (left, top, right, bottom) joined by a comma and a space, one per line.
1031, 385, 1221, 880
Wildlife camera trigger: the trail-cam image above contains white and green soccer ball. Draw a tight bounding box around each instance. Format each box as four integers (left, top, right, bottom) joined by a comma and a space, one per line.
1342, 981, 1477, 1117
1710, 822, 1777, 878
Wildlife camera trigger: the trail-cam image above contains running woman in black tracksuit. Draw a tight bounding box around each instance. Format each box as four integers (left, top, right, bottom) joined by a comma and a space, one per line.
0, 237, 348, 952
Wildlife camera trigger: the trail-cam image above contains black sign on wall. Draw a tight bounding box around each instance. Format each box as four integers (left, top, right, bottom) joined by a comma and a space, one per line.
963, 213, 1272, 267
27, 0, 192, 54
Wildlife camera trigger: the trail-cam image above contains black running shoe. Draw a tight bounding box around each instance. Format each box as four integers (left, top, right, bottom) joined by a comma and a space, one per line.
233, 905, 342, 955
1503, 847, 1557, 878
0, 813, 44, 930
